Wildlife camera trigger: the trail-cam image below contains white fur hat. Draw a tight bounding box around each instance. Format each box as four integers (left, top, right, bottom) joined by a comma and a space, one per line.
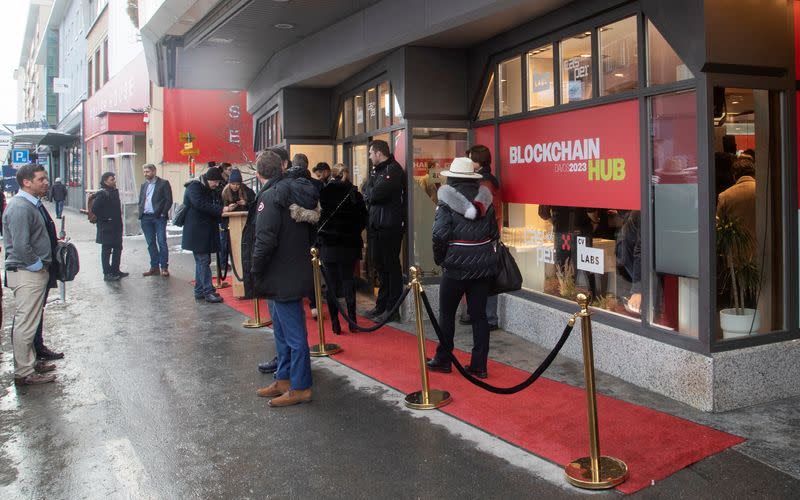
440, 157, 481, 179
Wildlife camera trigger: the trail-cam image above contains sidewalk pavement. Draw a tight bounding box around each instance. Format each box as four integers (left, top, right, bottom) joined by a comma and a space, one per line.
0, 203, 797, 498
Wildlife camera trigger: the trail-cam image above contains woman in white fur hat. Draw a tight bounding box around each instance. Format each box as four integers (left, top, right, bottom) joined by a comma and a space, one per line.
426, 157, 499, 379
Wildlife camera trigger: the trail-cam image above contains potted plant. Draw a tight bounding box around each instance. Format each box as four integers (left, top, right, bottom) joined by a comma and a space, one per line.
716, 212, 760, 338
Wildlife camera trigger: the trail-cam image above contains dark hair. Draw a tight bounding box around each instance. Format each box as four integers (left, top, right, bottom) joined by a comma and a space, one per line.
369, 140, 390, 158
291, 153, 309, 170
219, 162, 232, 170
207, 161, 217, 168
143, 163, 157, 171
257, 150, 283, 180
467, 144, 492, 170
742, 148, 755, 160
733, 157, 755, 179
16, 163, 46, 187
313, 162, 331, 172
101, 171, 116, 186
268, 146, 290, 163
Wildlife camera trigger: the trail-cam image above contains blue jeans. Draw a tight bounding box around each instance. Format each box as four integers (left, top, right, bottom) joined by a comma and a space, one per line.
193, 253, 213, 297
268, 300, 312, 390
141, 215, 169, 269
55, 200, 64, 218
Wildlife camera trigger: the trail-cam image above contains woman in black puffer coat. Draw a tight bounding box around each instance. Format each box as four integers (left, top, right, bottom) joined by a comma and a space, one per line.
427, 157, 498, 379
317, 164, 367, 333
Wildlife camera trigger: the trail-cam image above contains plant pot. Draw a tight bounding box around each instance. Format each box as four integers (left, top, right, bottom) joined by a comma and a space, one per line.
719, 308, 760, 339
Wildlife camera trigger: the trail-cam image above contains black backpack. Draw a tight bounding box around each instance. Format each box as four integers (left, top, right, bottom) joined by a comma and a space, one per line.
55, 239, 80, 282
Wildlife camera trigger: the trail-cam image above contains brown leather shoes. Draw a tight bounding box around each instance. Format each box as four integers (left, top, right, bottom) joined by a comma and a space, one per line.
160, 269, 170, 277
15, 373, 56, 386
34, 362, 56, 373
257, 379, 290, 398
268, 388, 312, 407
143, 268, 159, 276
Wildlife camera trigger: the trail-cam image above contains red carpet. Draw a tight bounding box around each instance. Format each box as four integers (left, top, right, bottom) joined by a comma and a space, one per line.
218, 284, 744, 493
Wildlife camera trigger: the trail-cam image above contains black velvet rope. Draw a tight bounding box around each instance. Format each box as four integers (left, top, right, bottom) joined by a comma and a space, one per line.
226, 231, 245, 283
318, 264, 411, 332
420, 289, 574, 395
216, 250, 229, 281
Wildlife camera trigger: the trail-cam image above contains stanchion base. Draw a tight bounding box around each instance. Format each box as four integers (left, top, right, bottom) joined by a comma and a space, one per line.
404, 390, 452, 410
213, 282, 231, 289
242, 319, 271, 328
310, 343, 342, 357
565, 456, 628, 489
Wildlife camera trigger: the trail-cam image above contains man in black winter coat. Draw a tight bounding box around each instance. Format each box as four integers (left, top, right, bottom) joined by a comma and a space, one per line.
251, 150, 321, 407
50, 177, 68, 218
182, 167, 224, 303
93, 172, 128, 281
363, 139, 406, 322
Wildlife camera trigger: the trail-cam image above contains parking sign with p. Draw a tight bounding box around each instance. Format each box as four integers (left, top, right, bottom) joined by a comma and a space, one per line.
12, 149, 30, 165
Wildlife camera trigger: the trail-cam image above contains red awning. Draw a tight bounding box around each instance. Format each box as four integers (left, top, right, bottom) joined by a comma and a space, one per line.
85, 111, 145, 140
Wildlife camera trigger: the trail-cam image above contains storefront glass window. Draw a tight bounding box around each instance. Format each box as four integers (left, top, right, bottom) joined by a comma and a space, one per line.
647, 21, 693, 86
478, 73, 495, 120
714, 88, 784, 340
392, 90, 403, 125
366, 87, 378, 131
649, 90, 699, 337
499, 56, 522, 116
344, 97, 354, 138
379, 82, 391, 129
352, 143, 369, 192
411, 128, 468, 276
600, 16, 638, 96
355, 93, 365, 135
560, 33, 593, 103
337, 111, 344, 139
499, 99, 641, 318
289, 144, 334, 174
67, 142, 82, 187
527, 45, 554, 110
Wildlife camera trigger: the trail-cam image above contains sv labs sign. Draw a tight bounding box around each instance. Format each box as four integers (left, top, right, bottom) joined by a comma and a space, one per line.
500, 99, 640, 210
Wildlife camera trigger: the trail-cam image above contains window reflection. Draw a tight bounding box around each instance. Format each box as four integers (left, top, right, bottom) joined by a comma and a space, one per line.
600, 17, 638, 96
499, 56, 522, 116
527, 45, 554, 110
560, 33, 593, 103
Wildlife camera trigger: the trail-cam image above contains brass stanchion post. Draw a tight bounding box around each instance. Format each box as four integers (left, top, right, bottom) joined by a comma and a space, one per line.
310, 248, 342, 357
242, 298, 271, 328
565, 293, 628, 489
404, 266, 451, 410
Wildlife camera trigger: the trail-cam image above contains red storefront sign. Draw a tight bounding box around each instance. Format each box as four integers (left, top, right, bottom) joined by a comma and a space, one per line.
84, 53, 149, 141
499, 99, 640, 210
163, 89, 253, 164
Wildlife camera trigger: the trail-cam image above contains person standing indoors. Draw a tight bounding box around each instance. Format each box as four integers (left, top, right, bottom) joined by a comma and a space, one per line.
252, 150, 320, 407
182, 166, 224, 303
93, 172, 128, 282
138, 164, 173, 277
426, 158, 498, 379
363, 139, 406, 323
50, 177, 67, 219
459, 145, 502, 330
318, 164, 367, 333
3, 164, 59, 385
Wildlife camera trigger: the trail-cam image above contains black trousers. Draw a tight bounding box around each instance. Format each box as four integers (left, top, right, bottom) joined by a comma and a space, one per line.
436, 276, 491, 371
101, 244, 122, 275
369, 229, 403, 313
322, 259, 357, 326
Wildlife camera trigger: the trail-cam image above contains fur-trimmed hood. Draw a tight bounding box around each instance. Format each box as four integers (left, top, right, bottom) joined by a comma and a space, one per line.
289, 203, 321, 224
437, 184, 493, 220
